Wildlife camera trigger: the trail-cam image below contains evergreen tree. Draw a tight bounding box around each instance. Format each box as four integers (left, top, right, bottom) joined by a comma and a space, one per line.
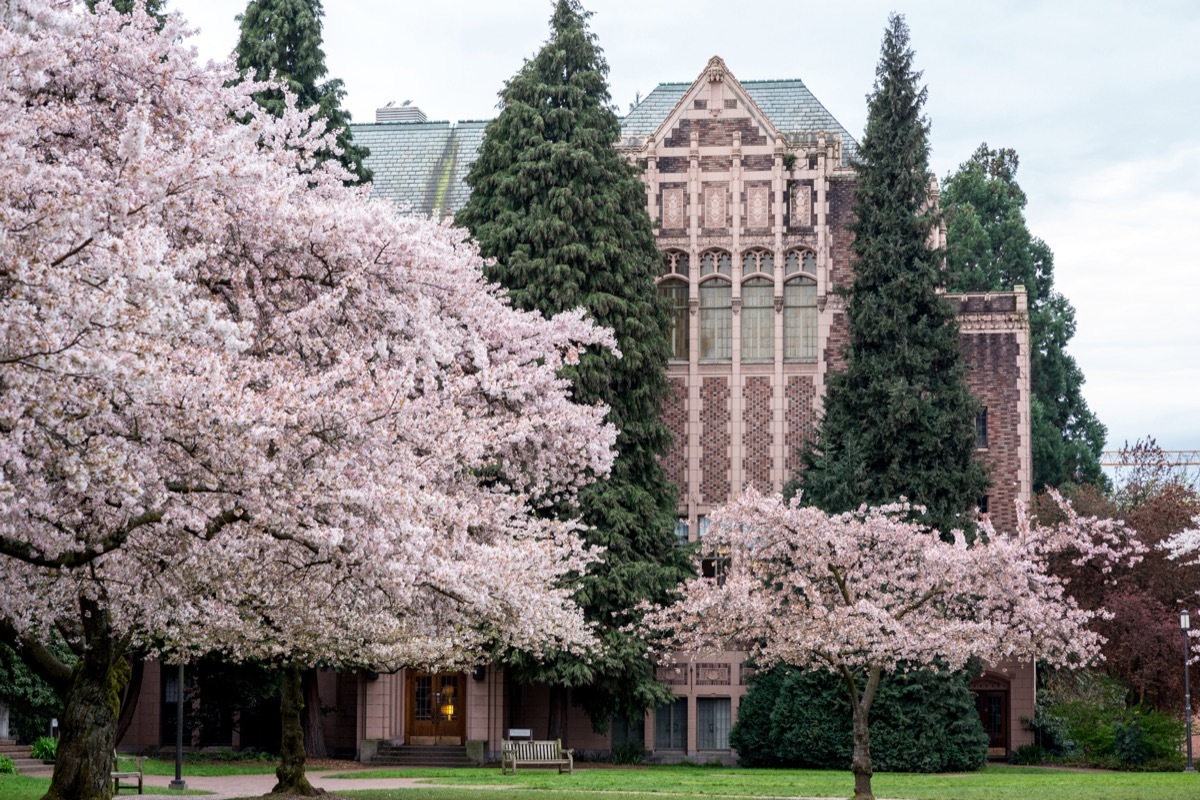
456, 0, 692, 731
233, 0, 370, 184
942, 145, 1107, 489
799, 14, 987, 535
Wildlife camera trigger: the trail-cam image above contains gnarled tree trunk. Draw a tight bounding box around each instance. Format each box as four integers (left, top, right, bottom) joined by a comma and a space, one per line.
44, 597, 128, 800
842, 665, 883, 800
272, 664, 320, 796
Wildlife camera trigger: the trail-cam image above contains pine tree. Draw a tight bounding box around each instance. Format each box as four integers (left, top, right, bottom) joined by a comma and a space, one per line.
800, 14, 988, 535
456, 0, 692, 732
942, 145, 1107, 489
233, 0, 370, 184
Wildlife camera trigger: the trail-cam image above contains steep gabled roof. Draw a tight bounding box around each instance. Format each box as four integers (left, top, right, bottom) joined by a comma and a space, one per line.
353, 58, 860, 213
350, 120, 488, 216
621, 72, 858, 163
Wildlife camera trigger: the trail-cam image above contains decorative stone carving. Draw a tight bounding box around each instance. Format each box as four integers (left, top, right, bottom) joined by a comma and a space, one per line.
663, 187, 685, 229
705, 185, 726, 229
706, 56, 727, 83
688, 298, 699, 316
747, 186, 769, 229
774, 295, 784, 313
791, 183, 812, 227
696, 663, 731, 686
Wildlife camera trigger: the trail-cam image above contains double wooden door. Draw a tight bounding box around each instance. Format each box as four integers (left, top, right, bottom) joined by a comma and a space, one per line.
406, 671, 465, 745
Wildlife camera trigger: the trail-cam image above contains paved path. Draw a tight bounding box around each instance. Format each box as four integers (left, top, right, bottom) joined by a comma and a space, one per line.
142, 771, 465, 798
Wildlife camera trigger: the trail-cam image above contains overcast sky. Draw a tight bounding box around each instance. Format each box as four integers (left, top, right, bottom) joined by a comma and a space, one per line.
167, 0, 1200, 458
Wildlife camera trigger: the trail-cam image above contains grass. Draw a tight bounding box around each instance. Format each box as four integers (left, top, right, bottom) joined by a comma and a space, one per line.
135, 756, 280, 776
319, 763, 1200, 800
0, 773, 204, 799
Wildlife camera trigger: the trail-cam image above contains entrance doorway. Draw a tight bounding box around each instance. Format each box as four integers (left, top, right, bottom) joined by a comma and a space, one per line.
969, 673, 1010, 758
406, 671, 466, 745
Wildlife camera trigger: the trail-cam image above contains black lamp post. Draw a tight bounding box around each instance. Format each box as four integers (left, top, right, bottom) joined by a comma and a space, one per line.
168, 662, 187, 790
1184, 609, 1194, 773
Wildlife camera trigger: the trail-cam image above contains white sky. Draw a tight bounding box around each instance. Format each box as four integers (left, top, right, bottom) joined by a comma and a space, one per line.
166, 0, 1200, 456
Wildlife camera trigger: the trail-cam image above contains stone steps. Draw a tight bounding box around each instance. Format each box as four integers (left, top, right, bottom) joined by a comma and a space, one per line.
369, 744, 474, 768
1, 740, 55, 777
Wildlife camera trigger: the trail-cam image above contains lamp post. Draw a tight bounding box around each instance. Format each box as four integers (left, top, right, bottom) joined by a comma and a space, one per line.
168, 662, 187, 790
1184, 609, 1194, 773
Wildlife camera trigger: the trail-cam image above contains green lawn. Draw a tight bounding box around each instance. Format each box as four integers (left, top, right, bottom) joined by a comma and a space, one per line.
323, 763, 1200, 800
0, 773, 203, 799
135, 756, 279, 776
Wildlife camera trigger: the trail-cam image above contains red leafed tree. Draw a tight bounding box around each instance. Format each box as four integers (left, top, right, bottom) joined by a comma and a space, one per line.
643, 490, 1140, 800
0, 2, 617, 798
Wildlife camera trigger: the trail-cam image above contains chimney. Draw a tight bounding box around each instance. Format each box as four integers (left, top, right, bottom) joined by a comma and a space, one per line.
375, 100, 427, 124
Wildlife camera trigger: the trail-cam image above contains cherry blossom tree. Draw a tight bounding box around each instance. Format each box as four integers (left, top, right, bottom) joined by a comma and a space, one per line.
1, 2, 616, 798
643, 490, 1140, 800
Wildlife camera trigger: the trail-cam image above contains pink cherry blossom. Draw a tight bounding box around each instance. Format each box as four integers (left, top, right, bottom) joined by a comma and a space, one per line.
0, 2, 615, 797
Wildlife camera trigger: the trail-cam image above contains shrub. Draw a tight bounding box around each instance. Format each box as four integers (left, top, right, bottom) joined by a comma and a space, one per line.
731, 663, 988, 773
30, 736, 57, 761
1011, 743, 1046, 765
1032, 670, 1185, 770
609, 741, 645, 765
0, 754, 15, 775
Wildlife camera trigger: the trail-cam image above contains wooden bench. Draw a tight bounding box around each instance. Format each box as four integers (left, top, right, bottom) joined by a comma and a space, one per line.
501, 738, 574, 774
112, 751, 144, 795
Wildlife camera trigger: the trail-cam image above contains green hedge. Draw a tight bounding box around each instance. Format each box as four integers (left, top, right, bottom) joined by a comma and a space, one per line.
731, 664, 988, 772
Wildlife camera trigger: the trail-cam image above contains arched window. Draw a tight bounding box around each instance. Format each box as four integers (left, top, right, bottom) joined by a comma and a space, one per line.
699, 249, 732, 278
662, 250, 689, 278
699, 277, 731, 361
741, 249, 774, 276
784, 249, 817, 277
741, 277, 774, 361
783, 275, 817, 361
658, 278, 689, 360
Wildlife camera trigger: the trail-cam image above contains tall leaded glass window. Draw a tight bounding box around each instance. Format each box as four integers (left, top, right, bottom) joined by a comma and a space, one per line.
658, 279, 689, 360
741, 277, 774, 361
699, 279, 731, 361
783, 277, 817, 361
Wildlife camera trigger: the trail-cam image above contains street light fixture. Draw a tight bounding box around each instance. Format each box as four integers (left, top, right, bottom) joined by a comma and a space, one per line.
1183, 609, 1194, 773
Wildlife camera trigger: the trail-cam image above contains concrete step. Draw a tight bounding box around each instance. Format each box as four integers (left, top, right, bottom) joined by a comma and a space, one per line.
369, 745, 474, 768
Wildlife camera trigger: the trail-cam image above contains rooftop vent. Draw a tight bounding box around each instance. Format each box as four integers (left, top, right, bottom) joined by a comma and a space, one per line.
376, 100, 427, 124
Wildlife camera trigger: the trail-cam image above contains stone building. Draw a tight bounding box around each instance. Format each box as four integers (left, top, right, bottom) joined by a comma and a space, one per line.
118, 57, 1034, 763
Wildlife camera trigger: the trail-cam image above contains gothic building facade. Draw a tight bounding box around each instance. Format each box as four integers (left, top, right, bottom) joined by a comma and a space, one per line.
119, 57, 1034, 763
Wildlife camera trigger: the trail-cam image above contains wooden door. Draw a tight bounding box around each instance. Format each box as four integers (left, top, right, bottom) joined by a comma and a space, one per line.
406, 671, 466, 745
974, 689, 1009, 757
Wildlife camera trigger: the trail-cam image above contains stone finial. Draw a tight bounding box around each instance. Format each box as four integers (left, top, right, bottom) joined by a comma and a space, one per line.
705, 56, 728, 83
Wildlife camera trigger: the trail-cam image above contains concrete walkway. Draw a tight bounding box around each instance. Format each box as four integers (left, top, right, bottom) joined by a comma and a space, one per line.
142, 771, 470, 798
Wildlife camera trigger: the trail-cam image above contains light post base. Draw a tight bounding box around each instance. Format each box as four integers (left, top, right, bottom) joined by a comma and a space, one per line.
168, 779, 188, 790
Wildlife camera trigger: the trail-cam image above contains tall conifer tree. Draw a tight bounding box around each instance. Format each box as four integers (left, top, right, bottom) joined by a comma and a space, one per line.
942, 145, 1107, 489
233, 0, 370, 184
457, 0, 692, 732
800, 15, 987, 535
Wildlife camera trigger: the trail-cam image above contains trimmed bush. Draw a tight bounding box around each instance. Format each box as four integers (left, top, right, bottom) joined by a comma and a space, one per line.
0, 754, 15, 775
731, 664, 988, 773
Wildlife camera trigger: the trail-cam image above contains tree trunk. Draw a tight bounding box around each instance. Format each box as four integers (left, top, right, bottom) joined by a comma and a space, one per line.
114, 657, 144, 747
272, 664, 320, 796
843, 665, 883, 800
43, 598, 128, 800
301, 668, 327, 758
546, 685, 566, 741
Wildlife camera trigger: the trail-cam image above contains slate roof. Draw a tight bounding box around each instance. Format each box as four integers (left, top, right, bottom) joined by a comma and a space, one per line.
352, 74, 857, 213
351, 120, 488, 216
620, 79, 858, 163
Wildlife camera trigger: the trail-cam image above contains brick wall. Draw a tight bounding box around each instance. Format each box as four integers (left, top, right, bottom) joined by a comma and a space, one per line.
784, 375, 816, 474
701, 377, 731, 502
826, 177, 857, 291
663, 117, 768, 148
662, 377, 688, 505
742, 377, 773, 490
961, 329, 1023, 533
